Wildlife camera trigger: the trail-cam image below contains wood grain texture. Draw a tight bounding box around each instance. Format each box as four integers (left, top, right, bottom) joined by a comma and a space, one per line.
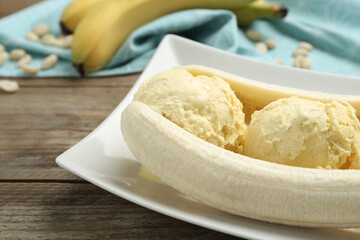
0, 183, 240, 240
0, 0, 43, 18
0, 1, 245, 239
0, 77, 137, 180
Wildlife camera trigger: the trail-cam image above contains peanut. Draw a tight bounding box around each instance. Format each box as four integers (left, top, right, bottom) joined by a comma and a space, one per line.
60, 35, 73, 48
32, 24, 50, 37
274, 58, 283, 65
302, 58, 312, 69
265, 39, 276, 49
42, 54, 58, 69
0, 79, 19, 93
20, 64, 40, 74
0, 44, 5, 52
299, 42, 313, 51
25, 32, 39, 42
293, 56, 312, 69
255, 42, 268, 53
41, 34, 63, 47
17, 54, 32, 68
10, 49, 26, 60
292, 48, 308, 57
246, 30, 263, 42
0, 51, 9, 66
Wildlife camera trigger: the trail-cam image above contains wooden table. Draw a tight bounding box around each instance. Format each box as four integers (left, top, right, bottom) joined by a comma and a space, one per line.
0, 1, 243, 239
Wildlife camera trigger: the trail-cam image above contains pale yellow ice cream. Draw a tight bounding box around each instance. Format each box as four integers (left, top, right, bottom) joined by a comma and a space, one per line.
134, 68, 247, 152
244, 96, 360, 169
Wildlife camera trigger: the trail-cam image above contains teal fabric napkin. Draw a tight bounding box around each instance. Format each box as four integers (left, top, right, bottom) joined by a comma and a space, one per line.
0, 0, 359, 77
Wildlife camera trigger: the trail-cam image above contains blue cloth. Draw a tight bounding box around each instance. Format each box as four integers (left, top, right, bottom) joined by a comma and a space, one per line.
0, 0, 359, 77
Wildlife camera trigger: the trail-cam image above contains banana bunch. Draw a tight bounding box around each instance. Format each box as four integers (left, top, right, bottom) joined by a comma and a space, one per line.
122, 65, 360, 227
60, 0, 287, 75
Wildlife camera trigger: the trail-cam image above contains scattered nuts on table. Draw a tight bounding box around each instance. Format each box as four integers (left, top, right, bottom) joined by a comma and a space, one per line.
32, 24, 50, 37
10, 49, 26, 60
0, 51, 9, 66
20, 64, 40, 74
255, 42, 268, 53
0, 79, 19, 93
293, 56, 312, 69
17, 54, 32, 68
42, 54, 58, 69
299, 42, 313, 51
246, 30, 263, 42
265, 39, 276, 49
25, 32, 39, 42
0, 44, 5, 52
274, 58, 283, 65
292, 48, 308, 57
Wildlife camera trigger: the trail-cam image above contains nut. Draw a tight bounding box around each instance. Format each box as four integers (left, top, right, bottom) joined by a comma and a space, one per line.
20, 64, 40, 74
0, 44, 5, 52
32, 24, 50, 37
0, 79, 19, 93
41, 34, 63, 47
293, 56, 311, 69
292, 48, 308, 57
302, 58, 312, 69
0, 51, 9, 66
246, 30, 263, 42
25, 32, 39, 42
255, 42, 268, 53
293, 56, 304, 68
42, 54, 58, 69
60, 35, 73, 48
299, 42, 313, 51
17, 54, 32, 68
265, 39, 276, 49
274, 58, 283, 65
10, 49, 26, 60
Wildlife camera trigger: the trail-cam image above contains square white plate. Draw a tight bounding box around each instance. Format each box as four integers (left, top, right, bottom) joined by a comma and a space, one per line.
57, 34, 360, 240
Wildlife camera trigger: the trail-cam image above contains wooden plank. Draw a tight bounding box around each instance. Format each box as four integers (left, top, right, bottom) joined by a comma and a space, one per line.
14, 75, 139, 88
0, 183, 241, 240
0, 77, 137, 180
0, 85, 133, 114
0, 0, 43, 18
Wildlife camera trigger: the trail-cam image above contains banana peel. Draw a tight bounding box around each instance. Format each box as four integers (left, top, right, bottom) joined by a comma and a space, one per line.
121, 65, 360, 227
65, 0, 288, 75
70, 0, 257, 75
60, 0, 102, 34
233, 0, 288, 26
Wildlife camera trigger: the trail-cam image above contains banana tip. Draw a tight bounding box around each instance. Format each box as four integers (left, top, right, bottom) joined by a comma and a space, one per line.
280, 7, 288, 18
60, 21, 73, 35
73, 63, 85, 77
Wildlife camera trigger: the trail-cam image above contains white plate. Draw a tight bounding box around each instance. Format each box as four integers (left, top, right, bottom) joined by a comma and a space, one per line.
56, 34, 360, 240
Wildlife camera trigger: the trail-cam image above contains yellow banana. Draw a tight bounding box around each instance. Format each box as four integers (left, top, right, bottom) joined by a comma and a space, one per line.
71, 0, 256, 75
60, 0, 103, 34
232, 0, 288, 26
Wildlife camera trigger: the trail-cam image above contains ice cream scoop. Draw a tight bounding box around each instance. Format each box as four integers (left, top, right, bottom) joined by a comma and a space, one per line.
244, 96, 360, 169
134, 68, 247, 153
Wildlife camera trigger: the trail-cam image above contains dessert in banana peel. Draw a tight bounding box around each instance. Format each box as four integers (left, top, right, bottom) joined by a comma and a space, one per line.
122, 65, 360, 227
244, 96, 360, 169
134, 68, 247, 153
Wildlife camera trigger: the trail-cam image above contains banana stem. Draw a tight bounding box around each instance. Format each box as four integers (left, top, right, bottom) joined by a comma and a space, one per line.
60, 21, 73, 35
73, 63, 85, 77
233, 1, 288, 26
